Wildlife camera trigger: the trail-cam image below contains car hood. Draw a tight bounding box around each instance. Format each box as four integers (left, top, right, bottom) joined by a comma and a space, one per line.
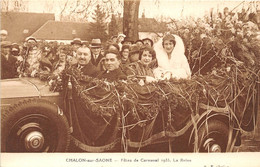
1, 77, 59, 99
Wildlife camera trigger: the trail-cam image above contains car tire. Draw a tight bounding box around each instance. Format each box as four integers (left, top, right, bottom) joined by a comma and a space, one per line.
197, 119, 229, 152
1, 98, 70, 152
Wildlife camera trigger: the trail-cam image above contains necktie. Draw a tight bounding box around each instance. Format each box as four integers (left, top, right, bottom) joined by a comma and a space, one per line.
77, 64, 83, 70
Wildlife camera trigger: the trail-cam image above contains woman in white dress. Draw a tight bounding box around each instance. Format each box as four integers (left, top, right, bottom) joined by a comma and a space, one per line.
153, 34, 191, 80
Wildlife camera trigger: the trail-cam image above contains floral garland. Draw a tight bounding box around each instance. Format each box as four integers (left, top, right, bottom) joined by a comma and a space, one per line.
31, 8, 260, 129
60, 60, 258, 129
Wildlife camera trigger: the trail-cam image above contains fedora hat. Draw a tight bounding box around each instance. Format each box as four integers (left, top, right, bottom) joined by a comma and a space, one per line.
11, 43, 20, 52
90, 38, 102, 48
1, 41, 12, 48
121, 37, 134, 44
142, 38, 154, 46
71, 38, 82, 45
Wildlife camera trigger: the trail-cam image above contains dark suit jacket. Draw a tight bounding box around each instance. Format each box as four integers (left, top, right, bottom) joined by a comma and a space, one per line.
75, 61, 102, 77
97, 68, 127, 82
1, 53, 18, 79
91, 53, 104, 67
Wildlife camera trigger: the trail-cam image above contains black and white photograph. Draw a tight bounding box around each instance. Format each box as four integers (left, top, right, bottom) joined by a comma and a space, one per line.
1, 0, 260, 166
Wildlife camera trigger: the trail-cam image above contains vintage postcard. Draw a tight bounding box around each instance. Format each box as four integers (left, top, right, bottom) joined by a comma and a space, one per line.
1, 0, 260, 166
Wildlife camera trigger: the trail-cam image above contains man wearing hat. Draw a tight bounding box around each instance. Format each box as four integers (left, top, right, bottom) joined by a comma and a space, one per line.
135, 39, 144, 49
89, 38, 104, 67
142, 38, 154, 47
1, 41, 18, 79
128, 44, 140, 63
11, 43, 20, 57
0, 30, 8, 41
71, 38, 82, 57
121, 37, 133, 47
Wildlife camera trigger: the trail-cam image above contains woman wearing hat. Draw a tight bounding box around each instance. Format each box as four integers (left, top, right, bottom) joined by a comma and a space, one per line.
153, 34, 191, 80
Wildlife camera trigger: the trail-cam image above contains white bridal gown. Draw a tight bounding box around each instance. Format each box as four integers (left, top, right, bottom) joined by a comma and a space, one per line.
153, 34, 191, 80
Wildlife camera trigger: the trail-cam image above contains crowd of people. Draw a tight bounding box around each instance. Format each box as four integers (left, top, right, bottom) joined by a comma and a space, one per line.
1, 30, 192, 87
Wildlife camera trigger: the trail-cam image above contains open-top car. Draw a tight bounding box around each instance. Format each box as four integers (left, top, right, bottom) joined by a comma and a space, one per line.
1, 64, 259, 153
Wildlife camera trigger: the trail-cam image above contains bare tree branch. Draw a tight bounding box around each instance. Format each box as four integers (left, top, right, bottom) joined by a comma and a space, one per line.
60, 0, 69, 20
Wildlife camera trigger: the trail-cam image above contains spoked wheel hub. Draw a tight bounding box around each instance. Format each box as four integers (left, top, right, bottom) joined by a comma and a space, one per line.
24, 131, 44, 151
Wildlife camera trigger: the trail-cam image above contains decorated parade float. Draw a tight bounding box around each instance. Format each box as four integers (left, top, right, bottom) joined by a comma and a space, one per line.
1, 9, 259, 153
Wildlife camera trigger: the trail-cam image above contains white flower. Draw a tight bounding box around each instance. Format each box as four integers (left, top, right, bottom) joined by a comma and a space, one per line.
200, 34, 207, 39
184, 29, 190, 34
138, 79, 145, 86
203, 88, 207, 95
246, 31, 252, 37
17, 56, 23, 62
226, 67, 231, 72
31, 70, 37, 77
237, 31, 243, 38
49, 79, 54, 86
230, 28, 235, 34
243, 38, 248, 43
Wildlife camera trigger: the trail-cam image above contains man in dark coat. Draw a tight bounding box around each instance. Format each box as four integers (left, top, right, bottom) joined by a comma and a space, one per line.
97, 50, 126, 82
1, 41, 18, 79
75, 47, 102, 77
89, 39, 104, 67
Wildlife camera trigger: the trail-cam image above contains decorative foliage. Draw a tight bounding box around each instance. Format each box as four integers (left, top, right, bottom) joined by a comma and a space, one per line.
167, 10, 260, 75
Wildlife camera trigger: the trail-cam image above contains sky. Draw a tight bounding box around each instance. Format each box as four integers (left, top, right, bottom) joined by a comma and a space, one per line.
24, 0, 258, 20
139, 0, 248, 18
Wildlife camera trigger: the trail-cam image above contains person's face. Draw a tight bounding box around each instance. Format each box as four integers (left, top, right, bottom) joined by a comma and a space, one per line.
91, 47, 101, 55
124, 42, 132, 46
105, 53, 120, 71
140, 50, 153, 65
73, 44, 81, 52
143, 40, 152, 47
163, 40, 175, 55
59, 50, 67, 62
122, 48, 129, 60
136, 42, 143, 48
76, 48, 91, 65
100, 48, 105, 55
11, 50, 19, 56
129, 53, 139, 62
2, 47, 10, 55
27, 40, 37, 48
0, 34, 7, 41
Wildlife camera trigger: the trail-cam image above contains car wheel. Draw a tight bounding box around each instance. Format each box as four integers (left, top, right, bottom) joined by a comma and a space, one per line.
1, 99, 70, 152
197, 120, 229, 152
